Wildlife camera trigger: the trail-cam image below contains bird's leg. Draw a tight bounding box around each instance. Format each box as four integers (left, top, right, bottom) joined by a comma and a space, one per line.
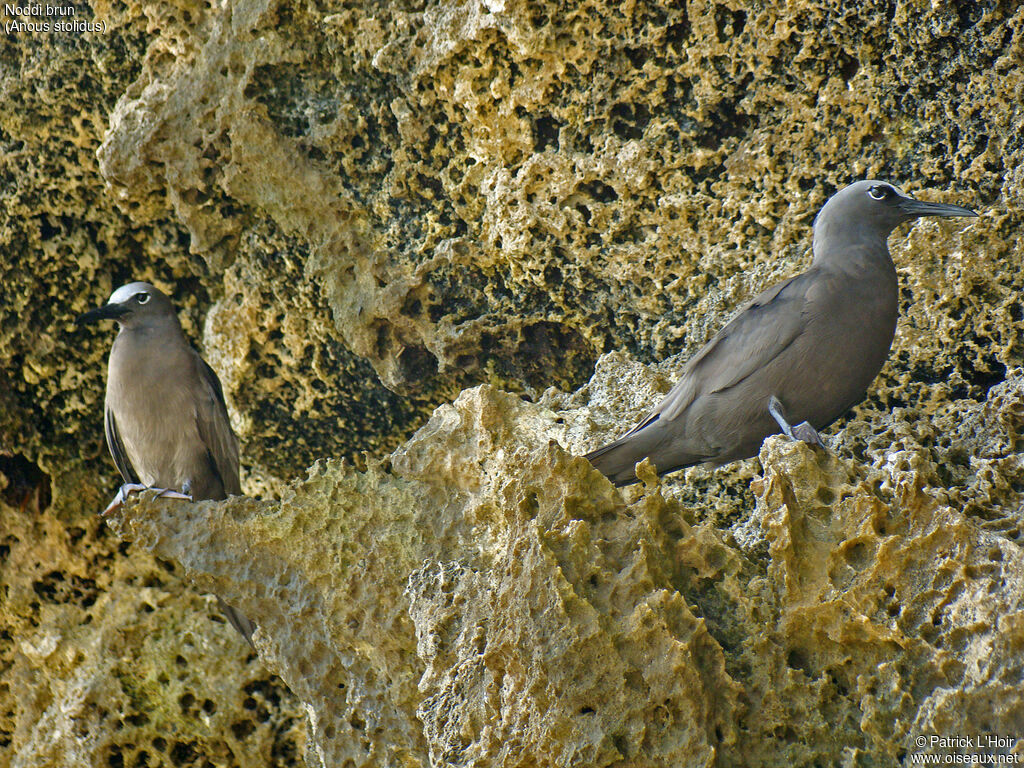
101, 483, 192, 516
768, 396, 826, 448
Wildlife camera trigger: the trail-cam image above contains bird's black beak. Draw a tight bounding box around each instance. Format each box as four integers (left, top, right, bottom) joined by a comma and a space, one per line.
897, 197, 978, 219
75, 303, 131, 326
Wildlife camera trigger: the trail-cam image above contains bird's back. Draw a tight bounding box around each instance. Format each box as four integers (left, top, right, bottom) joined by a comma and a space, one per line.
688, 260, 897, 460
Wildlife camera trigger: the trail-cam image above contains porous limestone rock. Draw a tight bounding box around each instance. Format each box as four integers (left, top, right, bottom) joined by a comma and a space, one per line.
105, 385, 743, 768
0, 486, 306, 768
2, 0, 1024, 765
103, 372, 1024, 766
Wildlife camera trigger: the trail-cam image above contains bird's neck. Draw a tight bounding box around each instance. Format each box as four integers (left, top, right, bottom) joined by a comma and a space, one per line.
811, 225, 894, 276
111, 320, 191, 371
116, 316, 185, 342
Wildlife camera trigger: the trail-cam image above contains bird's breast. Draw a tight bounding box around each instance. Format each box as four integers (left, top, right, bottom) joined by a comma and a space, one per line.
106, 338, 206, 489
788, 268, 899, 424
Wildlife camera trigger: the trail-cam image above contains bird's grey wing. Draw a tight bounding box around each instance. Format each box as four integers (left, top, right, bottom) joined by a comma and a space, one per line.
634, 272, 812, 430
193, 353, 241, 496
104, 405, 139, 484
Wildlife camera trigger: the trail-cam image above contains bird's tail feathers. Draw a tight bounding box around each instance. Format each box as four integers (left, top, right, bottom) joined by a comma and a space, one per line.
584, 434, 645, 486
585, 419, 703, 486
583, 435, 625, 463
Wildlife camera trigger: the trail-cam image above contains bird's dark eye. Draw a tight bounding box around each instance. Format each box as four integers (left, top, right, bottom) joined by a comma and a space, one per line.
135, 293, 150, 305
868, 185, 891, 201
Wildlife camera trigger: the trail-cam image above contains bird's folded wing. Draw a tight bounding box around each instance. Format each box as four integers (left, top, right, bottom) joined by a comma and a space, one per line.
105, 405, 140, 484
193, 354, 242, 496
633, 272, 811, 430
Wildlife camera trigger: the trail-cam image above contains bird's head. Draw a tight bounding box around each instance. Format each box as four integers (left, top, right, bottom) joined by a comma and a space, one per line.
75, 282, 177, 330
812, 180, 977, 260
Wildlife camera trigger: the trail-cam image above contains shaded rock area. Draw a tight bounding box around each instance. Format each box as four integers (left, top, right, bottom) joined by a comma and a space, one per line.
1, 0, 1023, 765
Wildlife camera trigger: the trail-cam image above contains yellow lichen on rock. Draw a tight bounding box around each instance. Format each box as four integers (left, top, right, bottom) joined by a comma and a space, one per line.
104, 387, 742, 766
3, 0, 1024, 765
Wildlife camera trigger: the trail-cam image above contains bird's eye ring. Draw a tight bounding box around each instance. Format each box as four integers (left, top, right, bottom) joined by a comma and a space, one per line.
136, 293, 150, 304
868, 185, 890, 201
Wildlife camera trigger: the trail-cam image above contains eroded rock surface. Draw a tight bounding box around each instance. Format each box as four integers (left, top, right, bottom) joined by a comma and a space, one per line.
104, 372, 1024, 766
107, 387, 743, 766
2, 0, 1024, 765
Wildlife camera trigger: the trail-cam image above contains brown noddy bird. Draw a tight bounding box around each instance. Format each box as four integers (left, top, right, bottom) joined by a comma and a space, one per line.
77, 281, 257, 646
586, 180, 977, 486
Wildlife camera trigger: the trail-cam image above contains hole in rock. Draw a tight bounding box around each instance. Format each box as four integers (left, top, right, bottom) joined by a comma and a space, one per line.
232, 719, 256, 738
169, 741, 198, 764
533, 114, 563, 152
786, 648, 814, 676
578, 179, 618, 203
843, 541, 872, 569
0, 453, 52, 511
398, 345, 438, 382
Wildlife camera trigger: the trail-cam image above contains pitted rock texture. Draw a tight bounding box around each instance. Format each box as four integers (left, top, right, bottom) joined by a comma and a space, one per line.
106, 387, 743, 768
2, 0, 1024, 765
106, 375, 1024, 766
0, 486, 306, 768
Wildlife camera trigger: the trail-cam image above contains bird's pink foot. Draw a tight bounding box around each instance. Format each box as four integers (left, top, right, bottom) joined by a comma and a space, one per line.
154, 487, 193, 502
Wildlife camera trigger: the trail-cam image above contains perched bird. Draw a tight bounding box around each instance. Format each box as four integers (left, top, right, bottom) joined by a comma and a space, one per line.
586, 180, 977, 486
77, 281, 256, 645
